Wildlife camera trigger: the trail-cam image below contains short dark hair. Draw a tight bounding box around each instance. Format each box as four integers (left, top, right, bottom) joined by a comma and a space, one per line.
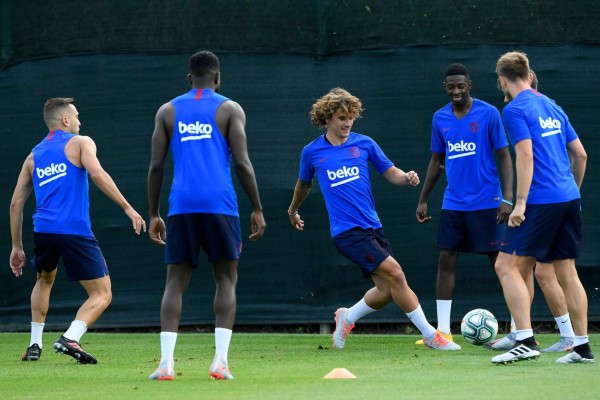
43, 98, 75, 127
444, 63, 469, 79
189, 51, 220, 78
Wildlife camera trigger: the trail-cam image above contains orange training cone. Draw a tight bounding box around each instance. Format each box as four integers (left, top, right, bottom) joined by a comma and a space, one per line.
324, 368, 357, 379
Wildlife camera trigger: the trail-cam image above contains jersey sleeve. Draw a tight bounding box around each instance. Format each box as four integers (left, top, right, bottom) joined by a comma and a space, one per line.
298, 145, 315, 182
502, 105, 531, 145
367, 137, 394, 174
431, 113, 446, 153
489, 107, 509, 151
560, 109, 579, 143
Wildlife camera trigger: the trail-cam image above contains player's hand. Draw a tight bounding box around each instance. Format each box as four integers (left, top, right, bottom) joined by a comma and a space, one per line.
289, 212, 304, 231
249, 210, 266, 241
10, 248, 26, 277
497, 202, 512, 224
416, 202, 432, 223
508, 204, 526, 227
125, 207, 146, 235
405, 171, 420, 186
149, 216, 166, 245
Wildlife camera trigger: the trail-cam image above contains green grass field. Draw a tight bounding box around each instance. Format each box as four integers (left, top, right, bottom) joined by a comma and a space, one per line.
1, 332, 598, 400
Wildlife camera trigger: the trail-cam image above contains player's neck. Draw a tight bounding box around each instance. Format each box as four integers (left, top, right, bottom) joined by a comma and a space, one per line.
325, 132, 349, 146
452, 96, 473, 118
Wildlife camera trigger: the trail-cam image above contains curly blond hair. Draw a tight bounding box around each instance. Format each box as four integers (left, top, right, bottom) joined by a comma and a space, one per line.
310, 88, 363, 128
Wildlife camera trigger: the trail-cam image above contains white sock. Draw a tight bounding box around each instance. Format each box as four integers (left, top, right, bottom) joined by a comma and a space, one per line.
63, 320, 87, 343
510, 315, 516, 332
436, 300, 452, 334
159, 331, 178, 368
515, 329, 533, 341
573, 335, 588, 347
30, 322, 45, 348
346, 298, 377, 324
215, 327, 232, 363
406, 304, 436, 338
555, 313, 575, 338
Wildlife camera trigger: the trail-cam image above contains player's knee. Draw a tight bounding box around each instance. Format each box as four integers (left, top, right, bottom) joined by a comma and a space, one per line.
94, 290, 112, 310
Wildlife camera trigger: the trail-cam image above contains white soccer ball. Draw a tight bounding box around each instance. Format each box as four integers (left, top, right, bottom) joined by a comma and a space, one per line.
460, 308, 498, 345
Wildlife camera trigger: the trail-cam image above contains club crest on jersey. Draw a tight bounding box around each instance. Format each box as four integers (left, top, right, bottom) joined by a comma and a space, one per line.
447, 140, 476, 160
470, 122, 479, 132
36, 162, 67, 187
178, 121, 213, 142
349, 147, 360, 158
327, 166, 360, 187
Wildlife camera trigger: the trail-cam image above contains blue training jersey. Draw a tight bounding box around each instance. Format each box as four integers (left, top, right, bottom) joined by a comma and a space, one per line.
32, 130, 93, 237
299, 132, 394, 237
502, 89, 580, 204
168, 88, 239, 217
431, 98, 509, 211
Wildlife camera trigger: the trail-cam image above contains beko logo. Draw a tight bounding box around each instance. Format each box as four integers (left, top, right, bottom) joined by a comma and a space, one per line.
539, 117, 562, 138
178, 121, 213, 141
447, 140, 476, 159
326, 166, 360, 187
36, 163, 67, 186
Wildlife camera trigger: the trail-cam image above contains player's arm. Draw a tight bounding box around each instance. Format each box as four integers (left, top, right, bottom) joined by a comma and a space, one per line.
224, 101, 266, 241
78, 136, 146, 235
510, 138, 533, 227
9, 154, 34, 277
566, 138, 587, 189
288, 179, 312, 231
147, 102, 173, 244
415, 152, 444, 223
496, 146, 514, 223
382, 165, 420, 188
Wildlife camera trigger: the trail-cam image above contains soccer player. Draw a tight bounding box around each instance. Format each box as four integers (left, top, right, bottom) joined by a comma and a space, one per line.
288, 87, 460, 351
10, 98, 146, 364
414, 63, 513, 345
491, 51, 593, 364
488, 70, 575, 353
147, 50, 266, 380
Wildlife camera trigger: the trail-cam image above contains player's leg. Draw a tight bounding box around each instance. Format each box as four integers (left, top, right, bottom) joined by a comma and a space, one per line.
161, 263, 193, 331
491, 253, 540, 363
485, 251, 524, 350
52, 235, 111, 364
536, 262, 574, 352
203, 214, 241, 379
149, 262, 193, 380
550, 200, 593, 363
23, 269, 56, 361
75, 275, 113, 326
435, 249, 458, 336
430, 210, 470, 340
332, 278, 391, 349
374, 256, 460, 350
151, 214, 200, 379
553, 259, 594, 363
209, 258, 237, 380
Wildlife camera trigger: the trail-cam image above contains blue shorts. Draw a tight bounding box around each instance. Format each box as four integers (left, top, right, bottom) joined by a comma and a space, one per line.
437, 208, 504, 253
31, 233, 108, 282
166, 213, 242, 267
332, 227, 394, 277
500, 200, 581, 262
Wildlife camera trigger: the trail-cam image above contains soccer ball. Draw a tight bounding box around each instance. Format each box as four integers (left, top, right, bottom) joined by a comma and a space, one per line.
460, 308, 498, 345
